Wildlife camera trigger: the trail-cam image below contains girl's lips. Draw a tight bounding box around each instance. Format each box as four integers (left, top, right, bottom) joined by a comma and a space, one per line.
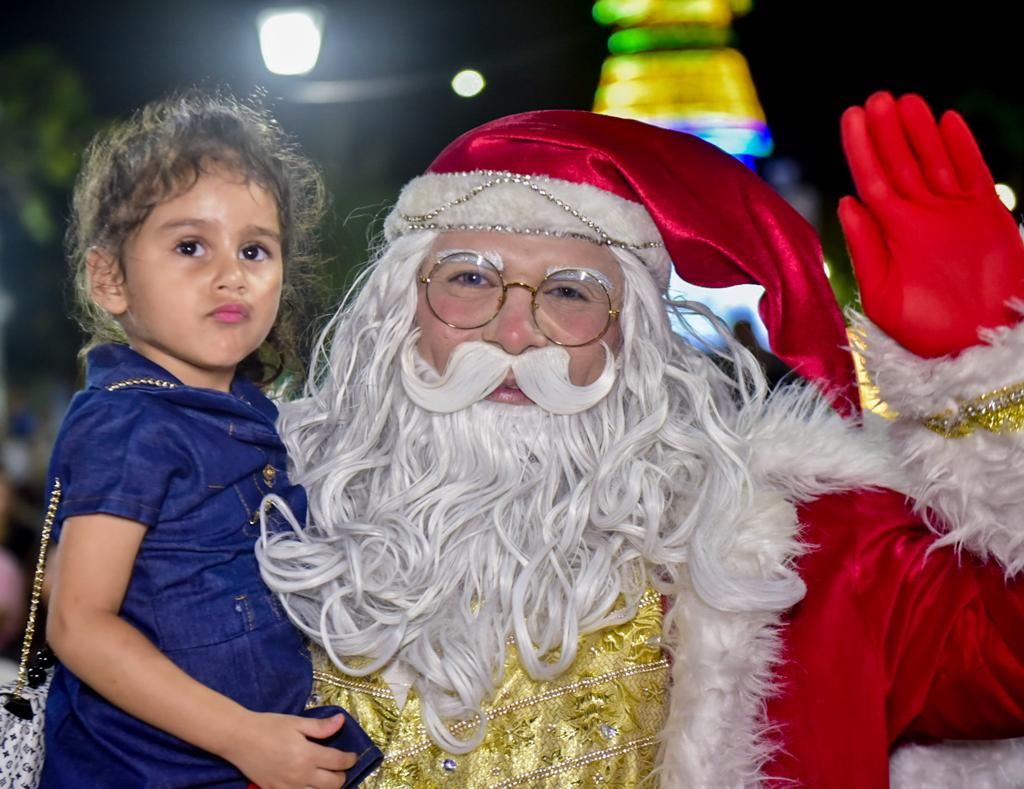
211, 304, 249, 323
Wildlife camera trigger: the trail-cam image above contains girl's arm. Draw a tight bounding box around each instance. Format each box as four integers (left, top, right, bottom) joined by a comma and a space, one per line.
47, 513, 357, 789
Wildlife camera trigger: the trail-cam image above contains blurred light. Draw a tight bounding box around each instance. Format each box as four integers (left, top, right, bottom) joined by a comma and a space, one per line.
823, 259, 832, 279
996, 183, 1017, 211
451, 69, 485, 98
286, 75, 428, 103
258, 8, 324, 75
667, 268, 769, 351
593, 0, 733, 27
666, 119, 772, 159
593, 48, 773, 161
609, 24, 730, 53
593, 0, 655, 27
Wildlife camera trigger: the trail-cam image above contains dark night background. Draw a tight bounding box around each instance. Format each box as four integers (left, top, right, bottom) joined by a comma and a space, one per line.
1, 0, 1023, 478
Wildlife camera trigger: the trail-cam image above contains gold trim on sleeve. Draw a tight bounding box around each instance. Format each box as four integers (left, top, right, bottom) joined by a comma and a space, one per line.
922, 381, 1024, 438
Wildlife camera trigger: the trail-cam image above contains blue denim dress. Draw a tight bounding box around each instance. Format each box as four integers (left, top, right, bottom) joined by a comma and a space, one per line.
40, 344, 381, 788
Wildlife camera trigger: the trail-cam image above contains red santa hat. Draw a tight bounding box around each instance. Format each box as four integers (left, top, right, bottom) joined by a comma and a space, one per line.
385, 110, 858, 413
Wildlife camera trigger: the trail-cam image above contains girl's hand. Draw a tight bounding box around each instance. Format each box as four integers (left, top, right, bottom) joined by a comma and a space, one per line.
839, 91, 1024, 358
224, 711, 356, 789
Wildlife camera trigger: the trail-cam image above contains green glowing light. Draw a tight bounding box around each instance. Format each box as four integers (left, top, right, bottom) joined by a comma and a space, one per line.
593, 0, 734, 27
609, 25, 731, 53
593, 0, 653, 26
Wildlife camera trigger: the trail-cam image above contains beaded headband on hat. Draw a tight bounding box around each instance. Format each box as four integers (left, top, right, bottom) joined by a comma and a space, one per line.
385, 169, 674, 289
385, 109, 859, 414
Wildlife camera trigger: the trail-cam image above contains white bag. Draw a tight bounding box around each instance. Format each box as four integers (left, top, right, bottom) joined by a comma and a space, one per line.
1, 674, 51, 789
0, 480, 61, 788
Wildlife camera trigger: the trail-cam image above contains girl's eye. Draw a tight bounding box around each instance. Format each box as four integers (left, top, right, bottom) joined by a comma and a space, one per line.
241, 244, 270, 262
176, 239, 205, 256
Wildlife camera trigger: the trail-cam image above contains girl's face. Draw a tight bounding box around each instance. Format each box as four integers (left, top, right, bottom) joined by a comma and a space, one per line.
89, 167, 283, 391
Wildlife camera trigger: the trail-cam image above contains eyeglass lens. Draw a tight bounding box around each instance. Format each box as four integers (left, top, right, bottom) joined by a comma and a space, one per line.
425, 252, 612, 346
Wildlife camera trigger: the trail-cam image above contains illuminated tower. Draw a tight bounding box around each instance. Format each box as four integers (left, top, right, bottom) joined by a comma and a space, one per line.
592, 0, 771, 166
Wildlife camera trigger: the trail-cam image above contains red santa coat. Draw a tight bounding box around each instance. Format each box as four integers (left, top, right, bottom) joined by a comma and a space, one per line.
768, 489, 1024, 786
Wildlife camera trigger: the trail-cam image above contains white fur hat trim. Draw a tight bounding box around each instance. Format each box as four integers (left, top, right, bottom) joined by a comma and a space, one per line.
384, 170, 673, 290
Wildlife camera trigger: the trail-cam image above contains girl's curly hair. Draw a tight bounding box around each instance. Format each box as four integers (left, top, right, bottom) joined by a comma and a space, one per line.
67, 89, 327, 385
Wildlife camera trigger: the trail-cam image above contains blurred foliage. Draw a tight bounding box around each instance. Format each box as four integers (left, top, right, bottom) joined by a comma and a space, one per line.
0, 47, 100, 389
819, 212, 857, 311
957, 90, 1024, 159
0, 46, 95, 244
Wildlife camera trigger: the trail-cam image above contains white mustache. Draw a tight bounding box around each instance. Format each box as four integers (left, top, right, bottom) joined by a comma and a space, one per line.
400, 335, 616, 415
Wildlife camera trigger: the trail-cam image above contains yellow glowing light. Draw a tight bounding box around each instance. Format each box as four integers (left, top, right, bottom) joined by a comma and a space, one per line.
996, 183, 1017, 212
591, 0, 771, 161
594, 50, 766, 122
593, 0, 733, 27
258, 8, 324, 76
451, 69, 486, 98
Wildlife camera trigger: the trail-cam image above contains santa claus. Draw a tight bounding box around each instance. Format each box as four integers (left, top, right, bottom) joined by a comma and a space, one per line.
259, 92, 1024, 787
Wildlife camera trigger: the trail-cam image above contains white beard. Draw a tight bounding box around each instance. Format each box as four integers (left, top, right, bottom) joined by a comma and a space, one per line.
263, 367, 651, 752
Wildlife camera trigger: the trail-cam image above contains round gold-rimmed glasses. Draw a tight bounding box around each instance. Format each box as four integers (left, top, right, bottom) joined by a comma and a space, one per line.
419, 250, 620, 347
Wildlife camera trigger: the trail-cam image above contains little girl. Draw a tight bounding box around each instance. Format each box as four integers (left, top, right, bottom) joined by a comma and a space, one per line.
39, 92, 381, 788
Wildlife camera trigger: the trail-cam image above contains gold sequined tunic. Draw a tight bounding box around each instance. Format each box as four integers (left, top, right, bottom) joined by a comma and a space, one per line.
312, 590, 669, 788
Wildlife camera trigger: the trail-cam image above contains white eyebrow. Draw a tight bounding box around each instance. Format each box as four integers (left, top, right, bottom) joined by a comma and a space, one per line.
480, 251, 505, 270
436, 249, 505, 271
545, 266, 615, 292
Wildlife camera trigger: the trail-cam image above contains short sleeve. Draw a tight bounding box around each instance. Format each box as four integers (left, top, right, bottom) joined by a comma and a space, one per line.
50, 392, 195, 535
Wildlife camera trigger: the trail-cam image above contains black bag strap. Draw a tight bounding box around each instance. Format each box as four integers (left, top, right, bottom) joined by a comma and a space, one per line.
3, 478, 62, 718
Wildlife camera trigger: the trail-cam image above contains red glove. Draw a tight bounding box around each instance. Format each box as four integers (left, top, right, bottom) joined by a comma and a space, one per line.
839, 91, 1024, 357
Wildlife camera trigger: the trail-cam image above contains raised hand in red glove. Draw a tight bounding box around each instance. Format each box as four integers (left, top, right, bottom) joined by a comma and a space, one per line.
839, 91, 1024, 358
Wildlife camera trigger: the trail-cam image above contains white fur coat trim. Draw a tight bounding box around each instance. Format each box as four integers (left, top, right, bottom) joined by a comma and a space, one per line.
849, 304, 1024, 417
850, 309, 1024, 575
382, 170, 673, 288
658, 387, 895, 787
889, 738, 1024, 789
